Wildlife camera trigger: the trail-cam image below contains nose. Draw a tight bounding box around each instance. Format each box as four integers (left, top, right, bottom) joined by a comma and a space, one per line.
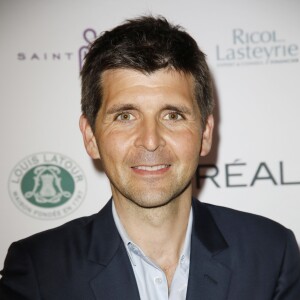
134, 118, 166, 151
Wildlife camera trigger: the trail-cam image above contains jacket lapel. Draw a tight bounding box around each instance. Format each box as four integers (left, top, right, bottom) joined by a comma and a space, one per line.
88, 200, 140, 300
86, 198, 231, 300
186, 199, 232, 300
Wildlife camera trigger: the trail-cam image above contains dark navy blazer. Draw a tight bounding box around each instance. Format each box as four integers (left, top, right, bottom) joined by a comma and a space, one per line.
1, 198, 300, 299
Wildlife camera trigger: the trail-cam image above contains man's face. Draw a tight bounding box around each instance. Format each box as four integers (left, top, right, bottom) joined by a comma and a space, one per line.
80, 69, 213, 208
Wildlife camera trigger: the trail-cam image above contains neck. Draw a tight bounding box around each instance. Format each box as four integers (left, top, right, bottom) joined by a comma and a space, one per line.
112, 188, 192, 286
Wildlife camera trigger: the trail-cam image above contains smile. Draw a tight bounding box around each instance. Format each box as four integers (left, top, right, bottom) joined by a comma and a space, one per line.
132, 164, 171, 171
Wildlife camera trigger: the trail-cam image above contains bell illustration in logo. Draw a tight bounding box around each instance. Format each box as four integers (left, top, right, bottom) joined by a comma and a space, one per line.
25, 165, 71, 203
39, 174, 56, 197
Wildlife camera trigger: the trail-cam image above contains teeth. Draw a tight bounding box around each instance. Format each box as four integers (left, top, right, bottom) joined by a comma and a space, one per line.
134, 165, 169, 171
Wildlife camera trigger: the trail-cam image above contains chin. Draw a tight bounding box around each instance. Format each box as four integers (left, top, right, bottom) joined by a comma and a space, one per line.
127, 191, 180, 209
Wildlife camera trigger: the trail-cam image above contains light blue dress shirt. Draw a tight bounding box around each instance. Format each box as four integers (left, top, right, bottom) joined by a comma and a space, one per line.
112, 201, 193, 300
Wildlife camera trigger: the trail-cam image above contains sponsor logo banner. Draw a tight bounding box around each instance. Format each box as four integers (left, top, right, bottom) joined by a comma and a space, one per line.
17, 28, 97, 71
196, 160, 300, 188
8, 152, 86, 220
216, 29, 299, 67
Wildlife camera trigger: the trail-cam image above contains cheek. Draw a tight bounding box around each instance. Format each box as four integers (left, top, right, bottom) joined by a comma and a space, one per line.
169, 130, 202, 159
98, 131, 133, 162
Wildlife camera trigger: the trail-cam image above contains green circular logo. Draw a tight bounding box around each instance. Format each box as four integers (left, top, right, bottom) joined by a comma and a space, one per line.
21, 165, 75, 208
8, 153, 87, 220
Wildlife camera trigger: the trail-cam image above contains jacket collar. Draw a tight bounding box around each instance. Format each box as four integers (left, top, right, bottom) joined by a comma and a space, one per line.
192, 197, 228, 255
87, 199, 120, 265
186, 198, 231, 300
88, 199, 140, 299
87, 198, 231, 300
88, 198, 229, 262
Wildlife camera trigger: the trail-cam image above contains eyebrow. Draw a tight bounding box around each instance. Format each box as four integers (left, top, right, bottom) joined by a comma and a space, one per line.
106, 104, 140, 114
160, 104, 193, 115
105, 103, 193, 115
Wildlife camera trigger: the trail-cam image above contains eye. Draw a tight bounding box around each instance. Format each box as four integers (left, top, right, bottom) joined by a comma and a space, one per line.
164, 112, 184, 121
116, 112, 135, 121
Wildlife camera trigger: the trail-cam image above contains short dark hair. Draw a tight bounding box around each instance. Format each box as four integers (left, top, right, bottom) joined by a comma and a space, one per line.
81, 15, 214, 130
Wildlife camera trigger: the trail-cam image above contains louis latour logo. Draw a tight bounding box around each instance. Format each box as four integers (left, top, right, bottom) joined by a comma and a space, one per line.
8, 152, 86, 220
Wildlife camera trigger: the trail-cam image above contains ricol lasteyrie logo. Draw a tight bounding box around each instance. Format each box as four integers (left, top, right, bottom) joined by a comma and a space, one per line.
8, 152, 86, 220
216, 28, 299, 67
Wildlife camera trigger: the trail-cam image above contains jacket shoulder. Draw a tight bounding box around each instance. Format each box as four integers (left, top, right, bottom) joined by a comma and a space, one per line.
202, 202, 295, 247
14, 212, 99, 254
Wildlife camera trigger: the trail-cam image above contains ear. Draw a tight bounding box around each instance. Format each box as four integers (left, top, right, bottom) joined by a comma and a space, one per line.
200, 114, 214, 157
79, 115, 100, 159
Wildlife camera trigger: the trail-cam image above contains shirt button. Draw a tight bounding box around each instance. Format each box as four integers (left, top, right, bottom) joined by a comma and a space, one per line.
154, 277, 163, 285
130, 245, 139, 255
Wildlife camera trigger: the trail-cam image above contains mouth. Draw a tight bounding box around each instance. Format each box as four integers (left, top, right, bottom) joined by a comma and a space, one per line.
132, 164, 170, 171
131, 164, 171, 174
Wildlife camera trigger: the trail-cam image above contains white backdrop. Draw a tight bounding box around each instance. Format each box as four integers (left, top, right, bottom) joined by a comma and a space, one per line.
1, 0, 299, 269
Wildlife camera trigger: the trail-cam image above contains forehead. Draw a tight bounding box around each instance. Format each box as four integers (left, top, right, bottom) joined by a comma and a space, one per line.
100, 68, 196, 107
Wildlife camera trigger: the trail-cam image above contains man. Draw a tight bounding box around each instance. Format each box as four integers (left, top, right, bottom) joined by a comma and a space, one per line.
1, 16, 300, 300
